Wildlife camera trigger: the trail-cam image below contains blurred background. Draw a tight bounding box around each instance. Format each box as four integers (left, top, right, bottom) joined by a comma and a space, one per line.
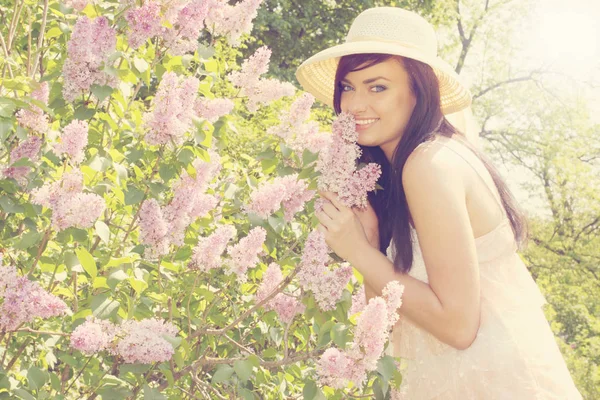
245, 0, 599, 397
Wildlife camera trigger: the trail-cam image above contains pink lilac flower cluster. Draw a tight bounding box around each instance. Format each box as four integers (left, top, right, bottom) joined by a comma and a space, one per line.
267, 93, 332, 155
62, 16, 117, 102
245, 174, 314, 221
226, 226, 267, 282
124, 0, 214, 55
163, 0, 211, 55
189, 225, 237, 271
53, 119, 88, 165
70, 316, 117, 355
144, 71, 200, 146
205, 0, 264, 46
125, 1, 163, 49
316, 281, 405, 388
297, 230, 353, 311
2, 136, 42, 184
65, 0, 89, 11
195, 97, 235, 123
70, 317, 179, 364
139, 155, 220, 259
0, 259, 69, 331
15, 82, 49, 133
228, 46, 294, 112
255, 263, 305, 324
349, 285, 366, 315
30, 169, 105, 231
316, 112, 382, 209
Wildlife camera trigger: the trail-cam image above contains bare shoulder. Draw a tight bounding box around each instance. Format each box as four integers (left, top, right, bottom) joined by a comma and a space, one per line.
402, 138, 467, 191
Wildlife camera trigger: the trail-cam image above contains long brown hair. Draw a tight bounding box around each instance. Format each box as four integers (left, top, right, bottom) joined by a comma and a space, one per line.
333, 54, 527, 273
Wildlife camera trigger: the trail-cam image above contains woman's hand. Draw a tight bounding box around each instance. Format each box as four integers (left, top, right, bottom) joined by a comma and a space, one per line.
353, 198, 379, 250
315, 191, 374, 262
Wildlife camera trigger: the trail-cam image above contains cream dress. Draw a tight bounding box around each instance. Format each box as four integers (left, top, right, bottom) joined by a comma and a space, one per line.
386, 138, 582, 399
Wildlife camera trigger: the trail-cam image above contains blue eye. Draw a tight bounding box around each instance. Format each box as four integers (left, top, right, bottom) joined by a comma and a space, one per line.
340, 84, 353, 92
371, 85, 387, 92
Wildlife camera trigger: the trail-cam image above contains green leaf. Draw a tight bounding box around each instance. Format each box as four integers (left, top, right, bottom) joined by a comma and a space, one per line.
15, 230, 42, 250
124, 185, 145, 205
91, 294, 120, 319
73, 106, 95, 120
373, 378, 386, 400
303, 380, 318, 400
75, 247, 97, 279
27, 366, 48, 390
377, 355, 397, 382
161, 335, 182, 349
238, 388, 254, 400
211, 365, 234, 384
143, 384, 166, 400
91, 84, 114, 103
391, 367, 403, 389
133, 58, 149, 73
12, 388, 36, 400
95, 220, 110, 244
233, 359, 254, 383
0, 97, 16, 118
197, 43, 215, 60
46, 26, 63, 39
0, 195, 24, 213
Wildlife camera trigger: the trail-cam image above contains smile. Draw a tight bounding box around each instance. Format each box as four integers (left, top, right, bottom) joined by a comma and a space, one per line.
355, 118, 379, 130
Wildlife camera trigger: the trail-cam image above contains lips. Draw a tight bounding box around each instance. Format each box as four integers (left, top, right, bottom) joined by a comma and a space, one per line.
355, 118, 379, 131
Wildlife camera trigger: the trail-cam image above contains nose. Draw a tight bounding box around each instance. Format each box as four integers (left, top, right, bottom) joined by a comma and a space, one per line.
341, 91, 368, 115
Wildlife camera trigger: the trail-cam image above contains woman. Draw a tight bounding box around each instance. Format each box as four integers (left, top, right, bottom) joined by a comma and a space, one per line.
296, 7, 582, 399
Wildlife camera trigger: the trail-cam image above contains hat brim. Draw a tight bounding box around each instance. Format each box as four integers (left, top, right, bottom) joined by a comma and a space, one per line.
296, 41, 472, 115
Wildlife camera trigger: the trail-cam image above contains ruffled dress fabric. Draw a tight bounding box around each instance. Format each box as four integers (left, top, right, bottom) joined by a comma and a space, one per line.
386, 219, 583, 399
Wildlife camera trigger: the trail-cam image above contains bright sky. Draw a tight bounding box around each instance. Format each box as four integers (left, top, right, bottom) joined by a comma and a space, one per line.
520, 0, 600, 80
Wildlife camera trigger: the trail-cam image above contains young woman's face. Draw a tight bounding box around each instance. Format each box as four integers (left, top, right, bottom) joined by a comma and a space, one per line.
339, 57, 417, 160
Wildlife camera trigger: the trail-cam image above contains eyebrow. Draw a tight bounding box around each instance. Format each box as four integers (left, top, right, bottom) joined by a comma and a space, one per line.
341, 76, 391, 85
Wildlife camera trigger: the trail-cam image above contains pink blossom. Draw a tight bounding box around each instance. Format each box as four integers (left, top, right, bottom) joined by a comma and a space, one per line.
353, 297, 389, 370
229, 46, 272, 89
115, 318, 179, 364
246, 174, 314, 221
144, 72, 200, 146
10, 136, 42, 164
317, 348, 352, 389
228, 46, 294, 111
349, 285, 366, 315
126, 1, 162, 49
297, 231, 352, 311
190, 225, 237, 271
256, 263, 304, 324
62, 16, 117, 102
15, 82, 49, 133
245, 79, 295, 112
70, 317, 117, 355
195, 97, 235, 123
205, 0, 264, 46
53, 119, 88, 164
316, 112, 381, 209
139, 199, 170, 259
163, 0, 210, 55
30, 169, 105, 231
226, 226, 266, 281
316, 280, 405, 388
3, 135, 43, 184
65, 0, 89, 11
0, 261, 69, 331
288, 93, 314, 127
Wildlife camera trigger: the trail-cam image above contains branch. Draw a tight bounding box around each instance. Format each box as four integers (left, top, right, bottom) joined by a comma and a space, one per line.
472, 71, 540, 100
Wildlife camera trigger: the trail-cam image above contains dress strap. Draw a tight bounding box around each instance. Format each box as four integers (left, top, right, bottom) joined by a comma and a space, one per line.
434, 137, 506, 218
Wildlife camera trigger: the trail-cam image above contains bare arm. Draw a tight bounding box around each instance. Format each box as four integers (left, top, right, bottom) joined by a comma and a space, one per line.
347, 148, 481, 350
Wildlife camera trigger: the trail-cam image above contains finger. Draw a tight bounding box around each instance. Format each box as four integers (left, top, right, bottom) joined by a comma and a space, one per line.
315, 210, 334, 227
316, 223, 327, 234
319, 191, 345, 211
322, 202, 339, 218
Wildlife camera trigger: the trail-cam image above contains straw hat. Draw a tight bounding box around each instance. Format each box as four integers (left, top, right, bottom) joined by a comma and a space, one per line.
296, 7, 472, 115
